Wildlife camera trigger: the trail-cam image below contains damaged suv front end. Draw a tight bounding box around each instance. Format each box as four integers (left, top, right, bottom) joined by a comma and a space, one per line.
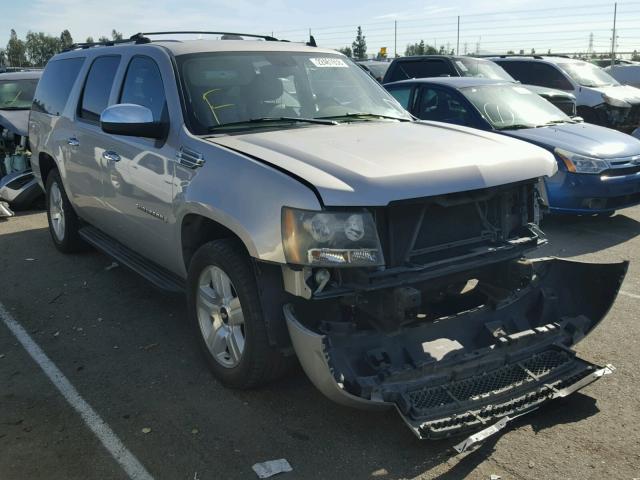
247, 130, 628, 444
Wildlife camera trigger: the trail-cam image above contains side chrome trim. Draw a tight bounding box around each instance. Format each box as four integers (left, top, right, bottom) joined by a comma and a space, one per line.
176, 147, 205, 169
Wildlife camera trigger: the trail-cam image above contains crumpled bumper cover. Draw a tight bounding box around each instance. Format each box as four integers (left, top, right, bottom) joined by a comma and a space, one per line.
285, 258, 627, 441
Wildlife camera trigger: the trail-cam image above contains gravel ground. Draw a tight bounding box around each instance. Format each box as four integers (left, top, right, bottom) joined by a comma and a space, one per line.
1, 208, 639, 480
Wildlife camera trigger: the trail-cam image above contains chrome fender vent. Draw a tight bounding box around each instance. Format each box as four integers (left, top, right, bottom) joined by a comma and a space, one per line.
176, 147, 205, 169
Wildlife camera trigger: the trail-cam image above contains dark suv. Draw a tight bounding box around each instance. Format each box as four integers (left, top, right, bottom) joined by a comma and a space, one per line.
383, 55, 577, 116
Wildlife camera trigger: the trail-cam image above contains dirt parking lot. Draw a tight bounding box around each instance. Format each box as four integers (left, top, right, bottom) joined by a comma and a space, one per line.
1, 208, 640, 480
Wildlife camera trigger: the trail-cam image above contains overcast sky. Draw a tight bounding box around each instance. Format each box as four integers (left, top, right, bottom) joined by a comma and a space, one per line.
1, 0, 637, 56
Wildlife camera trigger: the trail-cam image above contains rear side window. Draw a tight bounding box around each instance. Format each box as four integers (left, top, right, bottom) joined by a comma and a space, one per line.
79, 56, 121, 122
387, 60, 454, 82
119, 56, 167, 121
32, 58, 85, 116
496, 61, 573, 90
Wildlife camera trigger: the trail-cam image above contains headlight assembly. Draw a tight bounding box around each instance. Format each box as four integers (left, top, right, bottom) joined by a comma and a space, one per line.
555, 148, 610, 174
282, 207, 384, 267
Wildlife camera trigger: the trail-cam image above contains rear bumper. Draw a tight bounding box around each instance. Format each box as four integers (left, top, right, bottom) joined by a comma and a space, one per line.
545, 169, 640, 213
285, 258, 627, 440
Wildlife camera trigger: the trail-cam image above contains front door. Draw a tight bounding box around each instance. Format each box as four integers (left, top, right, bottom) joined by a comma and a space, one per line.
98, 55, 176, 268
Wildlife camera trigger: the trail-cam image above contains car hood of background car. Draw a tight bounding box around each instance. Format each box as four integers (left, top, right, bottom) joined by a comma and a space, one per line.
208, 121, 556, 206
503, 122, 640, 159
0, 109, 29, 137
589, 84, 640, 104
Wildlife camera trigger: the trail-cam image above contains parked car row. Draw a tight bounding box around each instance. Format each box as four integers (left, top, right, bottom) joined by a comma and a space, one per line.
17, 33, 632, 450
380, 54, 640, 216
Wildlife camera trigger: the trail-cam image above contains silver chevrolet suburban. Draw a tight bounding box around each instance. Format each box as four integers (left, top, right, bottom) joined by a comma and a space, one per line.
29, 32, 627, 448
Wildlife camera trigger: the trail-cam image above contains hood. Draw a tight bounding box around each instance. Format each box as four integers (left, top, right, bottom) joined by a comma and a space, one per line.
208, 121, 556, 206
0, 109, 29, 137
586, 84, 640, 105
503, 122, 640, 159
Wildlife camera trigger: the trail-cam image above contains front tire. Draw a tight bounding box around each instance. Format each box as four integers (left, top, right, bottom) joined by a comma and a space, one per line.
45, 170, 84, 253
187, 239, 289, 389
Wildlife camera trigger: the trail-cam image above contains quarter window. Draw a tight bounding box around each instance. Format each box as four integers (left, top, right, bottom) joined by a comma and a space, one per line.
32, 58, 85, 116
120, 56, 167, 122
79, 55, 121, 122
387, 87, 413, 110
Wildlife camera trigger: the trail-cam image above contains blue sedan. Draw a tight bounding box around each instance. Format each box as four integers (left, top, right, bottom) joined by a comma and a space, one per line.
385, 77, 640, 215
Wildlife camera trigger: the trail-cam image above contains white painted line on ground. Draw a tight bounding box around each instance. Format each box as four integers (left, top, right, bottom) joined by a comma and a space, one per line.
620, 290, 640, 300
0, 302, 154, 480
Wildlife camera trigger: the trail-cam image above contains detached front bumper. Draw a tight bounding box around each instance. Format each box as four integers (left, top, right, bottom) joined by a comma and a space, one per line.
545, 169, 640, 214
285, 258, 627, 441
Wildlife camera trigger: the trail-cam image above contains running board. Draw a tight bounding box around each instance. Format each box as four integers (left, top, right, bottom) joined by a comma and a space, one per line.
79, 225, 185, 293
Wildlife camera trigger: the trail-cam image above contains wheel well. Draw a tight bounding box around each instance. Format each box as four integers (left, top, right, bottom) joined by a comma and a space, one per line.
38, 153, 57, 184
181, 214, 247, 269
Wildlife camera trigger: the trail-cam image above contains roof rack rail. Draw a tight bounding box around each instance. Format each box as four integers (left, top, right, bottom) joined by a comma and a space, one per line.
64, 35, 148, 51
136, 31, 279, 42
481, 54, 571, 59
62, 31, 319, 52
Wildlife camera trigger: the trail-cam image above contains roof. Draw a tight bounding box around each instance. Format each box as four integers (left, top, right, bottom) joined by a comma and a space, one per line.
490, 55, 581, 65
0, 70, 42, 80
385, 77, 512, 89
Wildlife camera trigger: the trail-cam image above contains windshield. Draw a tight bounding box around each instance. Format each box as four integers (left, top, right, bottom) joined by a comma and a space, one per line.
456, 58, 515, 81
461, 84, 571, 130
176, 52, 410, 134
0, 78, 38, 109
557, 61, 619, 87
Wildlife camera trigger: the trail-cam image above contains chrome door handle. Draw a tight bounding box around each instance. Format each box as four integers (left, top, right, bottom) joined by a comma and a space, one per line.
67, 137, 80, 147
102, 150, 121, 162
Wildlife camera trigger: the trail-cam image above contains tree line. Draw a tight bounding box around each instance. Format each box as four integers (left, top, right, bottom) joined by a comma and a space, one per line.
0, 29, 123, 67
337, 27, 453, 60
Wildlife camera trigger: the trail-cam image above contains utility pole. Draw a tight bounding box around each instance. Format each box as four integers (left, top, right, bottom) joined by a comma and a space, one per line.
610, 2, 617, 67
394, 20, 397, 58
456, 16, 460, 55
587, 32, 594, 57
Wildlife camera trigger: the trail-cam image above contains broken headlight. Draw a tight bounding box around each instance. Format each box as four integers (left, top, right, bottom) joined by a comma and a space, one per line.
555, 148, 609, 174
282, 207, 384, 267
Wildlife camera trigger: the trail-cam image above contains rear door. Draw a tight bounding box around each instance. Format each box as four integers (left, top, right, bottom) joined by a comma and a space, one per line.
68, 55, 121, 225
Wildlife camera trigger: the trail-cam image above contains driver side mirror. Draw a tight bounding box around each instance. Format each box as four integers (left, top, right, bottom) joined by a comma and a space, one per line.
100, 104, 165, 139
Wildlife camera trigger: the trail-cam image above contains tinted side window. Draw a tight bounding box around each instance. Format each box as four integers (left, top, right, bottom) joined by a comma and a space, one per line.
120, 56, 167, 121
529, 64, 573, 90
494, 61, 532, 83
79, 56, 120, 122
387, 86, 413, 110
417, 87, 472, 126
400, 60, 455, 80
32, 58, 85, 116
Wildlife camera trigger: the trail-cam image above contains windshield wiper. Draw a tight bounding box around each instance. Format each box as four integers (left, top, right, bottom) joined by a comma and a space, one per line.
542, 119, 573, 126
207, 117, 338, 132
0, 106, 29, 111
316, 113, 411, 122
496, 124, 536, 130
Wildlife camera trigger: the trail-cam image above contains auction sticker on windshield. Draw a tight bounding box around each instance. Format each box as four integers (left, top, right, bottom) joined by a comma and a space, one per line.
310, 58, 348, 68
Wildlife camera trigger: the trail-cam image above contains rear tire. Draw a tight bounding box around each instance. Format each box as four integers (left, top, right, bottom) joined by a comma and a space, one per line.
45, 170, 85, 253
187, 239, 290, 389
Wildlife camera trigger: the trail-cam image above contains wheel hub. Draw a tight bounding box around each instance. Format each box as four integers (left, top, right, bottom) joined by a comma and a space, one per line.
196, 266, 245, 368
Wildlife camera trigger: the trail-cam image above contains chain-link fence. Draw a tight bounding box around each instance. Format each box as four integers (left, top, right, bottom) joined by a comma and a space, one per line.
271, 2, 640, 59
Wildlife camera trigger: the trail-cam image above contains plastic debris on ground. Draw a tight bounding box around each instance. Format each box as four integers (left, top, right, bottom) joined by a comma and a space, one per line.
0, 201, 13, 219
252, 459, 293, 478
490, 475, 501, 480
